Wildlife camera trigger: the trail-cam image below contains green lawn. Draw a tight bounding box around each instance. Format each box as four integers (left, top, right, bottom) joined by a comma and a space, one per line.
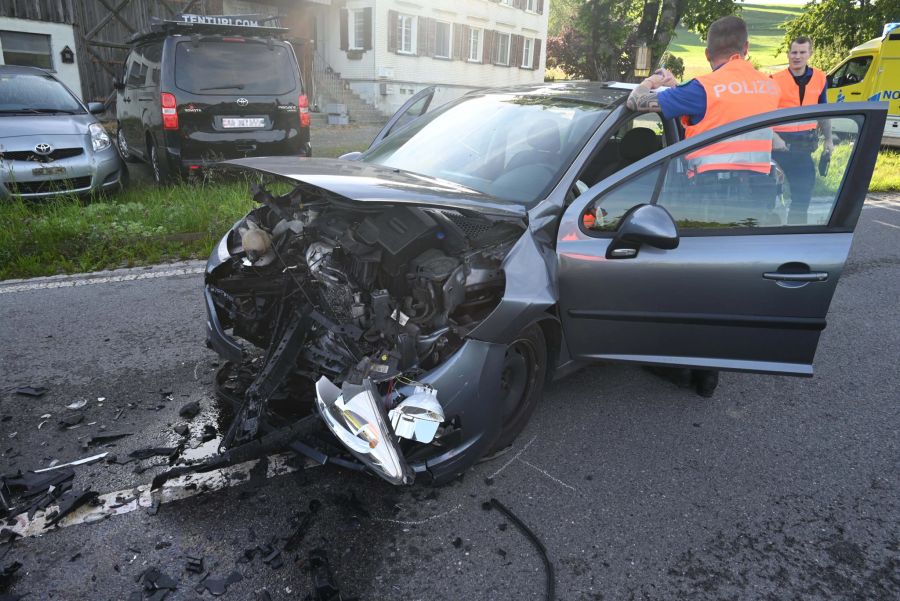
668, 3, 804, 80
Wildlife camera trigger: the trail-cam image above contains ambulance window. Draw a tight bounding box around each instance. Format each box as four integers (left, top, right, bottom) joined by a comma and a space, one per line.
831, 56, 872, 87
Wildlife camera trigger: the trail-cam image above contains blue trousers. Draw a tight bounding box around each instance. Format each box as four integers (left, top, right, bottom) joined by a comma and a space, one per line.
773, 149, 815, 225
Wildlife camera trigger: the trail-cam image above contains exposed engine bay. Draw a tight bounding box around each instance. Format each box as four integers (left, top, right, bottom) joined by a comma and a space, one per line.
205, 181, 525, 483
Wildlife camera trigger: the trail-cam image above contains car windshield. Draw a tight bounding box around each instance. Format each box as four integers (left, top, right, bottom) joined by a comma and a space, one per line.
174, 40, 298, 95
0, 72, 83, 114
361, 90, 622, 205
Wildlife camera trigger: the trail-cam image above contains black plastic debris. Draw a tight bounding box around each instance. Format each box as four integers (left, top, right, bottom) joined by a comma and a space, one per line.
200, 424, 217, 443
45, 488, 100, 527
195, 571, 242, 596
178, 401, 200, 419
128, 448, 178, 461
452, 537, 463, 549
173, 424, 190, 437
284, 499, 321, 552
1, 468, 75, 518
262, 547, 283, 569
255, 591, 272, 601
0, 595, 24, 601
137, 567, 178, 599
185, 555, 204, 574
489, 498, 555, 601
0, 561, 22, 588
307, 549, 344, 601
57, 413, 84, 429
82, 431, 132, 449
15, 386, 47, 398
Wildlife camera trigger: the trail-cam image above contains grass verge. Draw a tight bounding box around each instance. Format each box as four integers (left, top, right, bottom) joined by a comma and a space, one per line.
0, 182, 253, 280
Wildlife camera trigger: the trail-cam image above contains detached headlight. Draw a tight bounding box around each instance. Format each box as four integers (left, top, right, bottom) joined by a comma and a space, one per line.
89, 122, 111, 152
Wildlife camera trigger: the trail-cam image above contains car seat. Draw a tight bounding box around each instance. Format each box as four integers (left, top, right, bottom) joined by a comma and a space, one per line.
619, 127, 661, 167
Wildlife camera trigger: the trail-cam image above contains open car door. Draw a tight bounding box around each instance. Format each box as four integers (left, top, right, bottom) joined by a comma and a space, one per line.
368, 86, 436, 149
557, 103, 886, 375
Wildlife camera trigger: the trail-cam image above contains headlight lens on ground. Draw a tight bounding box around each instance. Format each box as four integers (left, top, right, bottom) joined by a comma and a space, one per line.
89, 123, 111, 152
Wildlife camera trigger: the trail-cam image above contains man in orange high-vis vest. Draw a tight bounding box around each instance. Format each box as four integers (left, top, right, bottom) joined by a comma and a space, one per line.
771, 36, 833, 224
625, 16, 781, 398
627, 16, 780, 174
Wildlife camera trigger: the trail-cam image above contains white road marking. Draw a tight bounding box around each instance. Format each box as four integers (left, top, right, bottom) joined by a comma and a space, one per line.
873, 219, 900, 230
517, 458, 577, 492
371, 503, 464, 526
487, 436, 537, 480
5, 453, 305, 539
0, 265, 204, 295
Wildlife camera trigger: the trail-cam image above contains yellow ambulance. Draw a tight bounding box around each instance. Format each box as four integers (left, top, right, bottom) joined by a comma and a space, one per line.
828, 23, 900, 146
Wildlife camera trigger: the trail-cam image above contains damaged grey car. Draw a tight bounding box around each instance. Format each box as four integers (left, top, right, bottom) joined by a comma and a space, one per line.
203, 82, 886, 485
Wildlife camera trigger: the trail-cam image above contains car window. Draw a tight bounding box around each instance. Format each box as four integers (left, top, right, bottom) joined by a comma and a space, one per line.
831, 56, 872, 87
583, 115, 862, 232
174, 41, 299, 95
575, 113, 665, 190
144, 43, 162, 87
0, 72, 83, 113
126, 48, 146, 87
361, 91, 622, 205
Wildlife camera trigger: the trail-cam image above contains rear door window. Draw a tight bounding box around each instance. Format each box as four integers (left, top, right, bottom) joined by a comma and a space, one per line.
174, 41, 298, 95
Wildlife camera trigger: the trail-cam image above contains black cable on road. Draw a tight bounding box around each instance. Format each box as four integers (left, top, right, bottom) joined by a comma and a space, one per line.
489, 497, 555, 601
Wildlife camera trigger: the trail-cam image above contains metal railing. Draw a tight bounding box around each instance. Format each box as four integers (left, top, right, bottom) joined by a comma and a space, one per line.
312, 51, 350, 111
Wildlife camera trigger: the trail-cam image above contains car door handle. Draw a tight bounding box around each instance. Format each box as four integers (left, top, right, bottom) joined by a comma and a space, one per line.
763, 272, 828, 282
138, 96, 154, 101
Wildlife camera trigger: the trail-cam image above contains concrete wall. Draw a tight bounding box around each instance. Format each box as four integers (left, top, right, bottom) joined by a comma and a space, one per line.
0, 17, 82, 99
321, 0, 548, 115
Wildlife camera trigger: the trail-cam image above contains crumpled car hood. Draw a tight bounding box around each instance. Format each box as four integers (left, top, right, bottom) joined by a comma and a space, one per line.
223, 157, 528, 219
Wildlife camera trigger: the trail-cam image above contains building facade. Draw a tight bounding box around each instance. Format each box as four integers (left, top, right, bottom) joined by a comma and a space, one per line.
314, 0, 549, 116
0, 3, 82, 97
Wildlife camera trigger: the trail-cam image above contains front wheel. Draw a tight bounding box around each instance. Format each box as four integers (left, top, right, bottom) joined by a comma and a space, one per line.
490, 323, 547, 452
116, 127, 138, 163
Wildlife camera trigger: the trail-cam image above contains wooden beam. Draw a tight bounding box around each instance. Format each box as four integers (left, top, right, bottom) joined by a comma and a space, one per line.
94, 0, 136, 35
84, 0, 134, 40
86, 39, 130, 50
81, 43, 117, 77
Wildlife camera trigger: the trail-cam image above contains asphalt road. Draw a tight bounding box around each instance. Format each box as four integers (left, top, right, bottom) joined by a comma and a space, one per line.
1, 196, 898, 601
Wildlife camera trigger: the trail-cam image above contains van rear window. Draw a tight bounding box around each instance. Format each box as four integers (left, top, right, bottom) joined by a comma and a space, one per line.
174, 41, 298, 95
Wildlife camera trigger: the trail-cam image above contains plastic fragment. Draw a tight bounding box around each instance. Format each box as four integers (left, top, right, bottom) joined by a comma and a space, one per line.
15, 386, 47, 398
66, 399, 88, 410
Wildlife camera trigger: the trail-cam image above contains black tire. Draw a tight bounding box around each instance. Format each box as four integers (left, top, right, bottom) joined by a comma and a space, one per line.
148, 139, 172, 186
116, 127, 138, 163
490, 323, 547, 452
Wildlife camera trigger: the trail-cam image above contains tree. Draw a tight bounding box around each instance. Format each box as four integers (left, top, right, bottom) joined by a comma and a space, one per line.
782, 0, 900, 71
547, 0, 743, 82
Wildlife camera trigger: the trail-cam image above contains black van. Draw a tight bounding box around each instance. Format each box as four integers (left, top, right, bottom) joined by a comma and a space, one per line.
115, 16, 311, 184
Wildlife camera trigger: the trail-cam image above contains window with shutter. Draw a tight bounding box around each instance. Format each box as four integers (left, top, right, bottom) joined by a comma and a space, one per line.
483, 30, 494, 64
492, 32, 511, 66
388, 11, 398, 53
339, 8, 349, 51
434, 21, 451, 59
533, 39, 542, 70
468, 28, 482, 62
521, 37, 533, 68
397, 14, 415, 54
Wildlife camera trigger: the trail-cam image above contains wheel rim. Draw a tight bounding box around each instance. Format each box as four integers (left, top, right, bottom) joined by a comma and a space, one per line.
499, 338, 537, 421
150, 146, 161, 183
117, 129, 128, 157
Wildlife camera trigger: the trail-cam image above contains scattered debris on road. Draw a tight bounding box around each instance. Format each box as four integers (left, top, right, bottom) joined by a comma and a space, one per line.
195, 570, 242, 596
33, 452, 108, 473
178, 401, 200, 419
185, 554, 204, 574
57, 413, 84, 429
488, 498, 555, 601
14, 386, 47, 398
65, 399, 88, 410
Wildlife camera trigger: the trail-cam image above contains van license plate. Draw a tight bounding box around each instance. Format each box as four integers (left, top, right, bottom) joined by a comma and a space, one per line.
222, 118, 265, 129
32, 166, 66, 176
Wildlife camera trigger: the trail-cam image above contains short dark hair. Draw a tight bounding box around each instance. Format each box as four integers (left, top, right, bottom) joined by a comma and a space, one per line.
706, 16, 748, 60
790, 36, 813, 50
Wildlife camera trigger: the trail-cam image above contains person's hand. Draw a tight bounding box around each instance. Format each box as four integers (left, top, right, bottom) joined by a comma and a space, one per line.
654, 68, 678, 87
642, 69, 676, 89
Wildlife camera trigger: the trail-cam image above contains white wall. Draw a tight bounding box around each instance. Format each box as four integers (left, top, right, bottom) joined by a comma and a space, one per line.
0, 17, 82, 99
323, 0, 549, 115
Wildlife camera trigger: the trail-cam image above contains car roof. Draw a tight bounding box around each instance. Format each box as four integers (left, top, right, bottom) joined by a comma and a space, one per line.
471, 81, 633, 108
0, 65, 53, 76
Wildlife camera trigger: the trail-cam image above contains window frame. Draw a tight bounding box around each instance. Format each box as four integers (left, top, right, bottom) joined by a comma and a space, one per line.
0, 30, 54, 71
526, 0, 537, 12
434, 20, 452, 59
398, 14, 416, 55
573, 106, 877, 239
349, 8, 366, 51
493, 32, 511, 66
468, 28, 483, 62
522, 37, 534, 68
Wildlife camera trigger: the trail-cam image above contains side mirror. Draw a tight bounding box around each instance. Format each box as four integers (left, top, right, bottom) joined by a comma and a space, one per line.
87, 102, 105, 115
606, 204, 679, 259
338, 151, 363, 161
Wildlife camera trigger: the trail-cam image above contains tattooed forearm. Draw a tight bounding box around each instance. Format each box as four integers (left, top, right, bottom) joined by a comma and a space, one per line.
625, 83, 662, 112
